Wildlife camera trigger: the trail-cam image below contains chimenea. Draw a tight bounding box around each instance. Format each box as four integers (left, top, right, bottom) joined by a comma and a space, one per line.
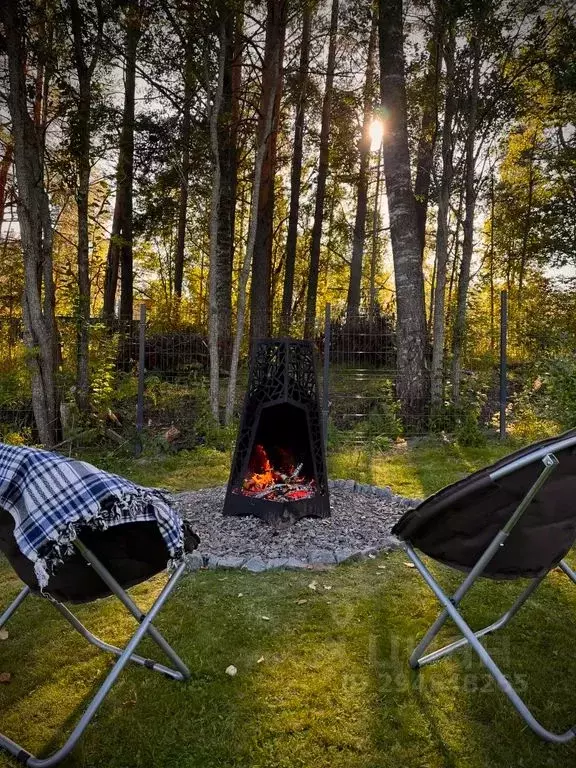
223, 338, 330, 525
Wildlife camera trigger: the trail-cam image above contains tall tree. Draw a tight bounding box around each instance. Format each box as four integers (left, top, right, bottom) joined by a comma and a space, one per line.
346, 7, 377, 321
216, 3, 243, 346
451, 30, 481, 403
430, 21, 456, 408
378, 0, 428, 418
304, 0, 339, 338
413, 0, 443, 263
208, 21, 228, 420
281, 0, 313, 334
2, 0, 61, 445
174, 3, 195, 300
249, 0, 288, 340
102, 0, 143, 323
68, 0, 104, 414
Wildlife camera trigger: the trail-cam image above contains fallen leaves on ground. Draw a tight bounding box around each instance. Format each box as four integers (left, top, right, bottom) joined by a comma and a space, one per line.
0, 629, 8, 641
225, 665, 237, 677
0, 672, 11, 684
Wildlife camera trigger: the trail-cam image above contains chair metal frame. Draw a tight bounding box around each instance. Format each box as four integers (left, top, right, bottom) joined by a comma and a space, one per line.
404, 451, 576, 743
0, 539, 190, 767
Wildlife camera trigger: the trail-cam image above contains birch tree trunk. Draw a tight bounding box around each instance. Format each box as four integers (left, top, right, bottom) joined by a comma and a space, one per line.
281, 0, 312, 334
346, 9, 377, 322
378, 0, 428, 418
2, 0, 60, 446
249, 0, 288, 340
304, 0, 339, 339
430, 24, 455, 409
451, 34, 481, 403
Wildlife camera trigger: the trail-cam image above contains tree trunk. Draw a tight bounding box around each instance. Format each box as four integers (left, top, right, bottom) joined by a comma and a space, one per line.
281, 0, 312, 334
216, 5, 243, 350
174, 10, 194, 300
378, 0, 428, 418
69, 0, 103, 415
346, 9, 377, 322
249, 0, 288, 340
225, 42, 280, 424
430, 24, 455, 409
103, 0, 141, 323
369, 143, 383, 322
304, 0, 339, 339
451, 34, 481, 403
0, 142, 13, 227
518, 131, 537, 302
208, 23, 228, 421
2, 1, 60, 446
413, 0, 442, 263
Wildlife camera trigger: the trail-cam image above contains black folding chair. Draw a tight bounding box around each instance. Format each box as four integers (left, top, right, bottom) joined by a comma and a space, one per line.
0, 512, 198, 767
393, 429, 576, 743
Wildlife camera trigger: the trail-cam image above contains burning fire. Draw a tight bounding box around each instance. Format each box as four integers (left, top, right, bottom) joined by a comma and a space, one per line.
238, 444, 316, 502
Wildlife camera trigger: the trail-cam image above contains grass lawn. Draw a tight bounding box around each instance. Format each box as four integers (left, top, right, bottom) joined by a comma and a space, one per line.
1, 440, 575, 767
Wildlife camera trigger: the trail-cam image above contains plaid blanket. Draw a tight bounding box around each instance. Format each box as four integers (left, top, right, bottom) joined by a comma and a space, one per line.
0, 443, 185, 589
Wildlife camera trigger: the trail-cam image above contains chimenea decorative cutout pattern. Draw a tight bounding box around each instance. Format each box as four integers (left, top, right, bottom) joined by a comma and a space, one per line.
223, 339, 330, 525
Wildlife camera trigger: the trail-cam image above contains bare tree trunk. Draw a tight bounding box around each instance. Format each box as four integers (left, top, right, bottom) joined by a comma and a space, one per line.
225, 50, 280, 424
281, 0, 312, 334
489, 170, 495, 353
451, 33, 481, 403
413, 0, 442, 263
430, 24, 455, 409
369, 143, 383, 322
0, 142, 13, 227
304, 0, 339, 338
103, 0, 141, 323
216, 5, 243, 351
346, 9, 377, 321
208, 23, 228, 421
174, 9, 194, 299
518, 130, 537, 302
250, 0, 288, 340
2, 1, 60, 446
69, 0, 103, 415
378, 0, 428, 418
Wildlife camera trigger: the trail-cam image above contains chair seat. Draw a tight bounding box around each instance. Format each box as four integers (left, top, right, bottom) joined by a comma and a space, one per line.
0, 509, 199, 603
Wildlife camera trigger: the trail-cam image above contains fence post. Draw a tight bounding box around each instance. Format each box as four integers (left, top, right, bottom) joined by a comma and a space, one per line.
136, 303, 146, 450
499, 289, 508, 440
323, 303, 331, 443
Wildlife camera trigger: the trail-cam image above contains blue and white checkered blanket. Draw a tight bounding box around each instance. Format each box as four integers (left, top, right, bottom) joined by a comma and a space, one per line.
0, 443, 185, 589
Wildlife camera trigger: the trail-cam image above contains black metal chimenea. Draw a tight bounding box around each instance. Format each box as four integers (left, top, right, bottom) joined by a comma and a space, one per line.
223, 338, 330, 525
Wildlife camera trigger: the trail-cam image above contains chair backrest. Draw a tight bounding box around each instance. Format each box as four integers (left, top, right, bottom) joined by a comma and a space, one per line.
392, 430, 576, 579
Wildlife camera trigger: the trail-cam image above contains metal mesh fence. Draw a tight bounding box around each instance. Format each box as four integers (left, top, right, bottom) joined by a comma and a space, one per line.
0, 305, 508, 447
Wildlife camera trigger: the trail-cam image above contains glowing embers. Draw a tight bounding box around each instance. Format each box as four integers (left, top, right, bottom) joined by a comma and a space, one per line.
237, 444, 317, 501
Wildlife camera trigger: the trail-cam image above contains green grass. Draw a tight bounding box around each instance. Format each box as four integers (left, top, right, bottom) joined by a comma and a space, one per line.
1, 440, 575, 767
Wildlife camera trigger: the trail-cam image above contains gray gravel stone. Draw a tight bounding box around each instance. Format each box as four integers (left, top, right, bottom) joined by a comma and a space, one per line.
243, 556, 268, 573
334, 548, 355, 564
308, 549, 336, 566
174, 481, 407, 571
216, 555, 246, 569
184, 552, 204, 571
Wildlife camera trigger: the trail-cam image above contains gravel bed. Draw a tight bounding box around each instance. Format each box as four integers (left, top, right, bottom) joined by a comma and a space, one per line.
173, 480, 422, 572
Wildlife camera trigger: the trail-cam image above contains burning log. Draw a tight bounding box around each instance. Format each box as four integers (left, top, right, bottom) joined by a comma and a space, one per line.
235, 445, 316, 502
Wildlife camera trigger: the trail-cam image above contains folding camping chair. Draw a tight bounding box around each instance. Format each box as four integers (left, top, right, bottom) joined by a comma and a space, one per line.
0, 511, 197, 767
392, 429, 576, 743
